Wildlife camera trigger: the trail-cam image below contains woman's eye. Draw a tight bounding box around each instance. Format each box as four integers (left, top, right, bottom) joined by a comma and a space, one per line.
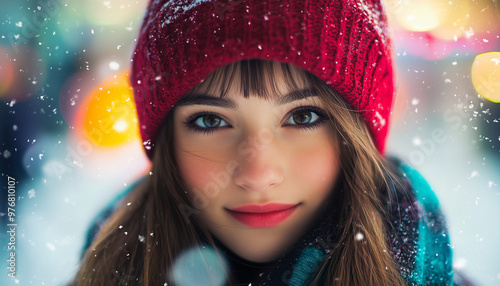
285, 110, 320, 126
192, 114, 229, 129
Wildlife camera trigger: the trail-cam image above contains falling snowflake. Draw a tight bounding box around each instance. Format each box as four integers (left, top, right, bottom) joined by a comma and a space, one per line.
46, 242, 56, 251
3, 150, 11, 158
109, 61, 120, 70
355, 232, 364, 241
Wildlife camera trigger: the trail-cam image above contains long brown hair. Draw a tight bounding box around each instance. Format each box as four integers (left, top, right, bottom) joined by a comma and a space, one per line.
72, 59, 407, 285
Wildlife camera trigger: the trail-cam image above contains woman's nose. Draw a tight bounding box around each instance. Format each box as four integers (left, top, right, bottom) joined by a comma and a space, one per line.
232, 131, 284, 192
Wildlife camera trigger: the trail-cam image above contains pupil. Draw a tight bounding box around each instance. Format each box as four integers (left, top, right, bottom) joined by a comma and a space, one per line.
294, 111, 311, 124
204, 115, 220, 127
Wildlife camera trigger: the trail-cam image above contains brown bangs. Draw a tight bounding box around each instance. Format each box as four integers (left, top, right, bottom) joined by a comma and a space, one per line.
186, 59, 311, 100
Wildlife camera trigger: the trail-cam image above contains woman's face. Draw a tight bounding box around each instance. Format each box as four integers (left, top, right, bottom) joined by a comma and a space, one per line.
173, 64, 341, 262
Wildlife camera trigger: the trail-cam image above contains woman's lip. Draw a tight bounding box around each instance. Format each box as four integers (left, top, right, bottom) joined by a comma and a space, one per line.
228, 203, 299, 213
226, 203, 300, 228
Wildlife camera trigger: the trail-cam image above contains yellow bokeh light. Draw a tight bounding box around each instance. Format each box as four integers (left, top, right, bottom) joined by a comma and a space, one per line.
429, 0, 470, 41
391, 0, 443, 32
81, 71, 140, 146
471, 52, 500, 103
386, 0, 500, 40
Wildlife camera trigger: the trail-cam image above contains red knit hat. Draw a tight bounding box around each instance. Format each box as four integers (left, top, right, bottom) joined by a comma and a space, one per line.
131, 0, 395, 158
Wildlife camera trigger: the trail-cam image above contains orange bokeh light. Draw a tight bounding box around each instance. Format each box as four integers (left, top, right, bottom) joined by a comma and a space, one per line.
0, 46, 16, 98
77, 71, 140, 146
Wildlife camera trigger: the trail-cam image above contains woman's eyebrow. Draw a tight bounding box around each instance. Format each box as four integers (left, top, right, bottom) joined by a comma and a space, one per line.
174, 88, 317, 108
276, 88, 318, 105
174, 94, 238, 109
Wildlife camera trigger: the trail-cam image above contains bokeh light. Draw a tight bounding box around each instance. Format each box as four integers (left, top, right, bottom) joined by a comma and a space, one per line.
80, 0, 146, 26
427, 0, 470, 41
0, 45, 45, 102
0, 46, 15, 97
388, 0, 499, 39
392, 0, 443, 32
77, 70, 139, 146
171, 247, 229, 286
471, 52, 500, 103
386, 0, 500, 59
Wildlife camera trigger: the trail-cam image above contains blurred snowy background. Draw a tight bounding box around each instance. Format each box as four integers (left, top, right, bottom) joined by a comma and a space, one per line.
0, 0, 499, 285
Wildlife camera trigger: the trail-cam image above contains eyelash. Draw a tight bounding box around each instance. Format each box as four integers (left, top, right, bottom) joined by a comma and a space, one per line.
283, 106, 328, 131
183, 106, 329, 135
183, 111, 230, 135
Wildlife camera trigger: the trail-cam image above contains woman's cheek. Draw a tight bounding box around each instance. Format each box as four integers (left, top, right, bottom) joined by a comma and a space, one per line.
289, 136, 340, 194
178, 154, 211, 190
176, 147, 233, 208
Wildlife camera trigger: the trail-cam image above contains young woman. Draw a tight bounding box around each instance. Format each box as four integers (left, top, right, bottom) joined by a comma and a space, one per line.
73, 0, 464, 285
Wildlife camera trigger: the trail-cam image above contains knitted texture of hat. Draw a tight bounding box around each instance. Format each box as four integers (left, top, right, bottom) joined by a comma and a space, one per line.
131, 0, 395, 158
